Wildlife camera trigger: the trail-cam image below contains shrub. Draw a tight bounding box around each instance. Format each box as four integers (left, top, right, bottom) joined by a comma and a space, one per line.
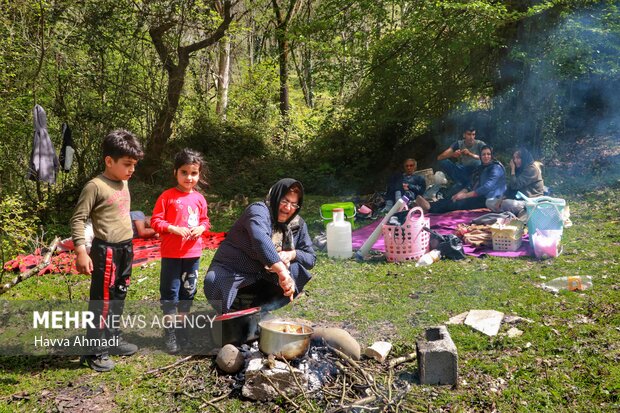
0, 194, 41, 267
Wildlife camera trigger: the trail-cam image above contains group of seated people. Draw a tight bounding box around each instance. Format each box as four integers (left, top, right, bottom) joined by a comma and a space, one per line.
383, 126, 545, 217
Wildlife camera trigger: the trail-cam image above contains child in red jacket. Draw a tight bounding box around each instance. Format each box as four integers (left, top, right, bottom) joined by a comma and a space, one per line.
151, 148, 210, 353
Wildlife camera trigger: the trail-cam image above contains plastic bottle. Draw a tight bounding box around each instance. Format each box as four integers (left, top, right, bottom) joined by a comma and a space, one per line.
327, 208, 353, 259
415, 250, 441, 267
355, 196, 409, 260
542, 275, 593, 293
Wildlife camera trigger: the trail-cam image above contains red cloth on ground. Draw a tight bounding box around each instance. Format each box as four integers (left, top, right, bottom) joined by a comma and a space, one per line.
2, 231, 227, 276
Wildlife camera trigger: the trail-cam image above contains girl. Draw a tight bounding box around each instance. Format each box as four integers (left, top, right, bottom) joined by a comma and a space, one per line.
151, 148, 210, 353
486, 147, 544, 214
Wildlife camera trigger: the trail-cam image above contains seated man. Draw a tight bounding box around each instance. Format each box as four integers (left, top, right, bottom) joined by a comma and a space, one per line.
436, 127, 486, 189
383, 158, 426, 211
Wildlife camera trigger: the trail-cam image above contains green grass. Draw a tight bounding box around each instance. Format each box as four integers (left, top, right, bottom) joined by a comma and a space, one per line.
0, 179, 619, 412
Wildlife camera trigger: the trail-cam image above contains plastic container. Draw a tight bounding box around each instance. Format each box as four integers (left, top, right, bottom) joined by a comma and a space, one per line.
356, 196, 409, 260
516, 192, 566, 236
320, 202, 356, 229
542, 276, 592, 293
531, 229, 563, 258
415, 250, 441, 267
383, 207, 430, 263
326, 208, 353, 259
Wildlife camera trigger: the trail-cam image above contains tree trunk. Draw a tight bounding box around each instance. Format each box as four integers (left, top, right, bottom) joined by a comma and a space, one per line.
216, 36, 231, 119
271, 0, 301, 121
144, 58, 189, 176
276, 34, 290, 117
141, 1, 234, 178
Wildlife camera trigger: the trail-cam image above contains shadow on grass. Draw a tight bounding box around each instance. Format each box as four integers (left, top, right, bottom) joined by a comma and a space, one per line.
0, 354, 82, 373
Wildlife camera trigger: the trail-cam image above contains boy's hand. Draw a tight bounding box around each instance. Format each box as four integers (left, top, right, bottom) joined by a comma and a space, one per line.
75, 246, 93, 275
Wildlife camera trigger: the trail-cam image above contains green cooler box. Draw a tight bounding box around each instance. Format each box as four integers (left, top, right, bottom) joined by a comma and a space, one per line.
320, 202, 356, 229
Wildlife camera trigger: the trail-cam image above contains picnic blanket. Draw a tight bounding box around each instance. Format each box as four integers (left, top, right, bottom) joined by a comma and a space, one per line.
3, 232, 227, 276
352, 209, 530, 258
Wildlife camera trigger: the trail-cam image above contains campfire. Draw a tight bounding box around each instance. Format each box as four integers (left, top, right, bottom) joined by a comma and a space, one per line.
210, 316, 420, 411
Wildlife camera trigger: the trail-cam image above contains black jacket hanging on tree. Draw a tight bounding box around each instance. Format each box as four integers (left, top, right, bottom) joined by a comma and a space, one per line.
59, 123, 74, 172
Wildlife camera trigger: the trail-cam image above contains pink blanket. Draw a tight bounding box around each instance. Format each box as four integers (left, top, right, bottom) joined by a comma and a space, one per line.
352, 210, 530, 258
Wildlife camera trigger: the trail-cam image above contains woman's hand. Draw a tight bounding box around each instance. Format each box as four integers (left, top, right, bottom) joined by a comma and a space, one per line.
509, 159, 516, 174
270, 261, 295, 300
278, 250, 296, 268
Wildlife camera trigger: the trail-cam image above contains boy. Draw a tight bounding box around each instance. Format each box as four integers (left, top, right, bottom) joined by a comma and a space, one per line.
71, 129, 144, 372
437, 127, 486, 188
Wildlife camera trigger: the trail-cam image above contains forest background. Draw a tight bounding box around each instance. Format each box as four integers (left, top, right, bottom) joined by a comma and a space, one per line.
1, 0, 619, 262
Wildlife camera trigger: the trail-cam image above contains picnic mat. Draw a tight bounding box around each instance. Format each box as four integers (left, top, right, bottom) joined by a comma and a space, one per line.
3, 231, 227, 276
352, 209, 530, 258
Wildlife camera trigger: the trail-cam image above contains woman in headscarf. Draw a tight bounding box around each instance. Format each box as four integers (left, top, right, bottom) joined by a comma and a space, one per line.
486, 147, 544, 214
416, 145, 506, 214
204, 178, 316, 314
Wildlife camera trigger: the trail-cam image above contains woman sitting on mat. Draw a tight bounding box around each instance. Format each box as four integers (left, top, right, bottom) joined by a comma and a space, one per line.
486, 147, 544, 215
416, 145, 506, 214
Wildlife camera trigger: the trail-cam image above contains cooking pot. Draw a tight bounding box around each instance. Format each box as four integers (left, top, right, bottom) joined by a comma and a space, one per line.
258, 319, 313, 360
210, 306, 262, 347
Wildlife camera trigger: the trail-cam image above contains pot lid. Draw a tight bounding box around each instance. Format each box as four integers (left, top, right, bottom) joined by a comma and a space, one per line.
214, 306, 261, 322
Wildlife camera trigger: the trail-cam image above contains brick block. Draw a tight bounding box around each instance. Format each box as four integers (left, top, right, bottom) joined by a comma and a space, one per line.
416, 325, 458, 385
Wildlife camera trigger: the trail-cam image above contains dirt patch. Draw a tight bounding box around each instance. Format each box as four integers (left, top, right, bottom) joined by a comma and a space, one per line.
38, 376, 116, 413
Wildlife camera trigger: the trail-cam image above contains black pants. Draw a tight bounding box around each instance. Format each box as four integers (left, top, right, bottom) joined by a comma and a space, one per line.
86, 238, 133, 355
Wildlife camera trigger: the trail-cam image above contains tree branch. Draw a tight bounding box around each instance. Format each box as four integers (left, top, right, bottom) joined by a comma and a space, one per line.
149, 21, 176, 72
184, 0, 234, 54
0, 237, 60, 295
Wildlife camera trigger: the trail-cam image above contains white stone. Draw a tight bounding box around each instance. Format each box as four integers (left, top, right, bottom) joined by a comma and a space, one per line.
242, 357, 308, 401
446, 311, 469, 325
506, 327, 523, 338
364, 341, 392, 362
464, 310, 504, 336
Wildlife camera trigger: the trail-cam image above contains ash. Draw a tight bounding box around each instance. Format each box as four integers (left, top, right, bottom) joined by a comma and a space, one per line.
232, 342, 340, 396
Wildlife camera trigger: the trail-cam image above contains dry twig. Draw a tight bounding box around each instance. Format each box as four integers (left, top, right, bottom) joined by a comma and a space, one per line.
282, 357, 316, 412
388, 351, 417, 369
145, 355, 193, 375
260, 371, 301, 409
328, 345, 375, 386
